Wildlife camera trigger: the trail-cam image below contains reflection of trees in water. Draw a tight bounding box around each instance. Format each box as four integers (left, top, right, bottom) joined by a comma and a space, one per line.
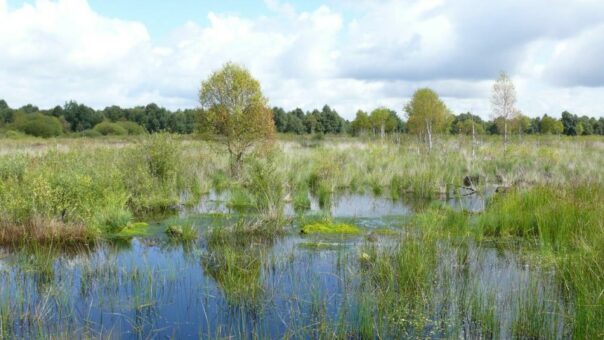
201, 223, 277, 309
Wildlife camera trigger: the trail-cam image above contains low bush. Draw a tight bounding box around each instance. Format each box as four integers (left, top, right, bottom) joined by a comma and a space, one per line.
80, 129, 102, 138
14, 113, 63, 138
0, 135, 198, 244
117, 121, 146, 135
93, 121, 128, 136
2, 130, 27, 139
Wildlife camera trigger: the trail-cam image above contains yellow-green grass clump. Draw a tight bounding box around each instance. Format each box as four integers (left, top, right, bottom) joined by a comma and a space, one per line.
301, 222, 362, 235
112, 222, 150, 238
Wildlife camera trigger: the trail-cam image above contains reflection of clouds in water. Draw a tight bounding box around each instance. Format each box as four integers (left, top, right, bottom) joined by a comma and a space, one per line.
446, 185, 497, 213
189, 191, 490, 217
436, 242, 565, 339
0, 209, 569, 338
329, 195, 411, 217
447, 194, 485, 212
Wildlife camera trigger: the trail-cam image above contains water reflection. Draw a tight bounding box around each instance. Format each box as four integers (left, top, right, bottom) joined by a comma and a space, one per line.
0, 194, 568, 339
190, 190, 490, 217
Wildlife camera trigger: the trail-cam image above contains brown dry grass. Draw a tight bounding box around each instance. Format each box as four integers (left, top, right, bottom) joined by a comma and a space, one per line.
0, 217, 95, 245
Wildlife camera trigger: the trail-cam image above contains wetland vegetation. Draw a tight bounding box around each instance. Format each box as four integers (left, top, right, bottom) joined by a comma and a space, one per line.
1, 64, 603, 339
0, 133, 603, 339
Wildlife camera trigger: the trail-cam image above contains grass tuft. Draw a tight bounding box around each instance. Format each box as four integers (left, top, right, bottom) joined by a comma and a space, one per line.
301, 222, 362, 235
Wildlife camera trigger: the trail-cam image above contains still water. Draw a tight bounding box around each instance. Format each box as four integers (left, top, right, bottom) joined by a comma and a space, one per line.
0, 194, 568, 339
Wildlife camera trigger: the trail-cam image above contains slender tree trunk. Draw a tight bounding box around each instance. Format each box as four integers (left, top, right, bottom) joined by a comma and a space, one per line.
230, 151, 244, 177
471, 120, 476, 161
504, 119, 508, 156
380, 123, 385, 139
425, 119, 433, 152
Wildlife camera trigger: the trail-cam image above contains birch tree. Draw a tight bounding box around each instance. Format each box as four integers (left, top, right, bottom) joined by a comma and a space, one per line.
491, 72, 517, 154
369, 107, 398, 139
405, 88, 449, 151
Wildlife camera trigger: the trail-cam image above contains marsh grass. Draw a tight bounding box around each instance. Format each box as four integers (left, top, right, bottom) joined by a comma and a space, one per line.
357, 229, 438, 336
0, 135, 603, 337
292, 185, 311, 213
203, 222, 275, 307
475, 183, 604, 338
2, 135, 604, 243
0, 218, 93, 245
466, 291, 500, 338
165, 223, 198, 242
0, 134, 201, 244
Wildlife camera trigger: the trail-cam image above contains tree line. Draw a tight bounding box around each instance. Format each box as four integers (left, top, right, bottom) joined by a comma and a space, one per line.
1, 95, 603, 139
0, 100, 197, 137
271, 104, 604, 137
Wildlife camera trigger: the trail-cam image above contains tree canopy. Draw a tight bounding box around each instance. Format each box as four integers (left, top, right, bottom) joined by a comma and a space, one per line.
540, 115, 564, 134
405, 88, 450, 149
199, 63, 275, 174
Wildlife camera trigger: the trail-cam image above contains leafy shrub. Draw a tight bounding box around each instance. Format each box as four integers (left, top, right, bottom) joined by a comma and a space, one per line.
119, 134, 184, 212
15, 114, 63, 137
0, 136, 199, 243
0, 151, 129, 233
80, 129, 102, 138
96, 206, 132, 232
117, 121, 146, 135
242, 153, 285, 219
3, 130, 27, 139
93, 121, 128, 136
144, 133, 180, 183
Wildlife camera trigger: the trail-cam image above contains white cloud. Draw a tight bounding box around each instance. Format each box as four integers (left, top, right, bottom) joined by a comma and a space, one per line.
0, 0, 604, 119
544, 23, 604, 87
0, 0, 153, 108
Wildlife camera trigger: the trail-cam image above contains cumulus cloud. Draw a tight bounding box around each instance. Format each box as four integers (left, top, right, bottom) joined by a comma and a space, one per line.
0, 0, 604, 118
0, 0, 154, 108
544, 24, 604, 87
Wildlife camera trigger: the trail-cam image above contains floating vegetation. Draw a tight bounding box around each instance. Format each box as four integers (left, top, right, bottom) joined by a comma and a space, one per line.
111, 222, 150, 238
165, 223, 198, 241
300, 222, 362, 235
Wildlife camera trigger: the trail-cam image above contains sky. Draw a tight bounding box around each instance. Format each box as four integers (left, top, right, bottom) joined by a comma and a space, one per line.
1, 0, 604, 119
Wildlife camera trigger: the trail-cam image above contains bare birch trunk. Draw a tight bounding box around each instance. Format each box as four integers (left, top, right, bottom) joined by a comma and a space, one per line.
471, 120, 476, 160
426, 118, 433, 152
504, 120, 508, 156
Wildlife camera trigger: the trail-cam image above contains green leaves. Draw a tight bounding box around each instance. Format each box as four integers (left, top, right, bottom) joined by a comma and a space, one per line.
405, 88, 450, 136
199, 63, 275, 174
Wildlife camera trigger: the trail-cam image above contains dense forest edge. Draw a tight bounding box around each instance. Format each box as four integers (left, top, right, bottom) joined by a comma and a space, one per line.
0, 97, 602, 139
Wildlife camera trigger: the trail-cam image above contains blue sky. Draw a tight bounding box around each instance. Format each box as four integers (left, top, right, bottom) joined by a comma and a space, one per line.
9, 0, 332, 37
88, 0, 300, 37
1, 0, 604, 118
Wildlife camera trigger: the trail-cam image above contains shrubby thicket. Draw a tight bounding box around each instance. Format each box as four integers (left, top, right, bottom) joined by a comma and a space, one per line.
0, 134, 201, 242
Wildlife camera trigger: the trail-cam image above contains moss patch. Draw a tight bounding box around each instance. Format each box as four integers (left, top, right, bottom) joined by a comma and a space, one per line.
111, 222, 150, 238
300, 222, 362, 235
